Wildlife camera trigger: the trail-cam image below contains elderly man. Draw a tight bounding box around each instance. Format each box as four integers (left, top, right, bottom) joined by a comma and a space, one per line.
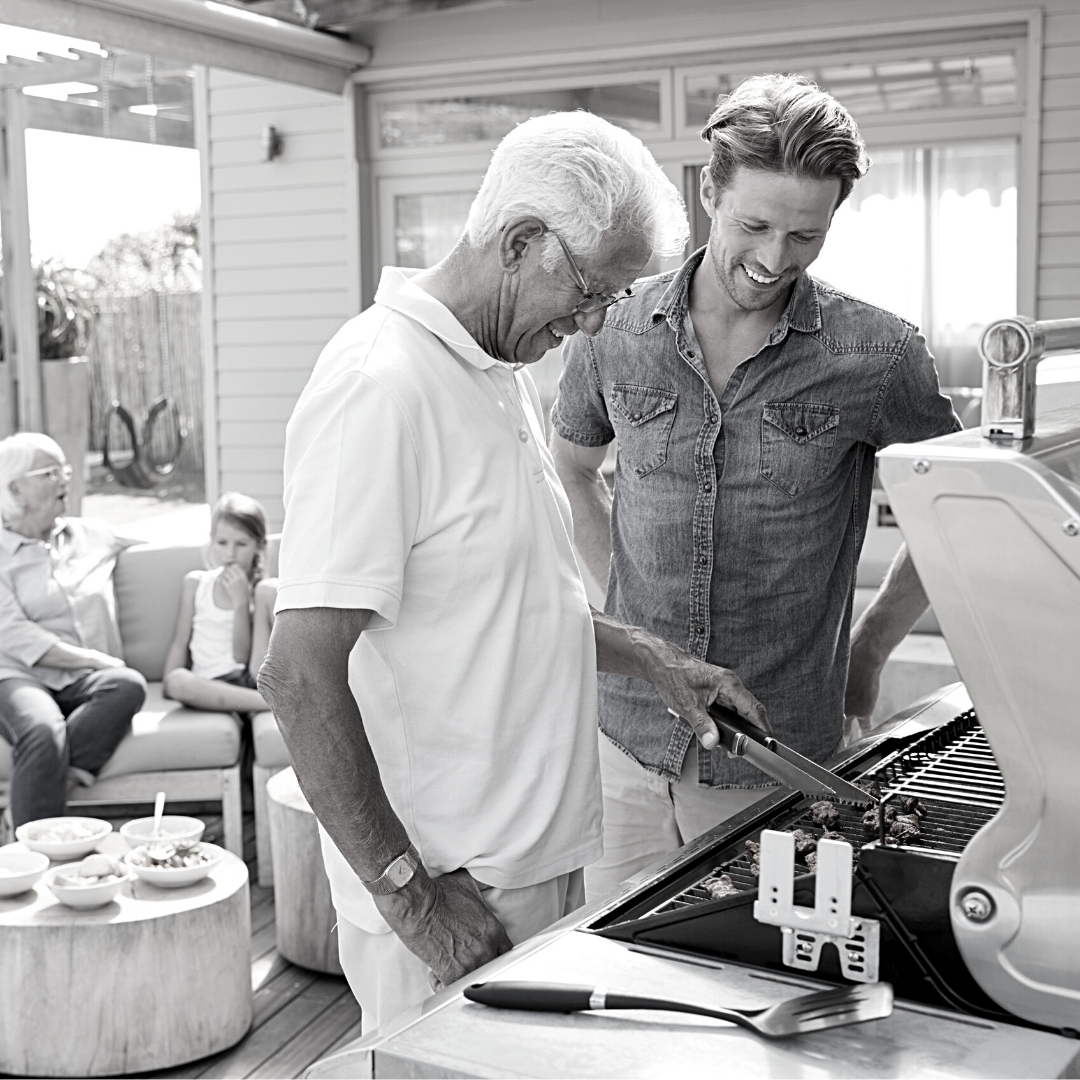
0, 432, 146, 828
551, 74, 961, 900
259, 111, 768, 1033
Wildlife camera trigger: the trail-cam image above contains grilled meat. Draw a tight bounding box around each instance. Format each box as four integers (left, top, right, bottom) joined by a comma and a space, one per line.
809, 801, 841, 828
701, 873, 739, 899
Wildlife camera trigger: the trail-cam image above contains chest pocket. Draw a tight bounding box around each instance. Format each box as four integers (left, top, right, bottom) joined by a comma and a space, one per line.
610, 384, 677, 478
760, 402, 840, 497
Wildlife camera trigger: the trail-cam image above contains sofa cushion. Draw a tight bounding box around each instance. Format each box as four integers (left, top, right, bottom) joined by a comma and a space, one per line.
253, 710, 290, 769
114, 542, 207, 681
0, 682, 241, 782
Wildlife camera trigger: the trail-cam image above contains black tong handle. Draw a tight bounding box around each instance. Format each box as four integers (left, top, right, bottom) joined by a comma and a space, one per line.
708, 701, 774, 747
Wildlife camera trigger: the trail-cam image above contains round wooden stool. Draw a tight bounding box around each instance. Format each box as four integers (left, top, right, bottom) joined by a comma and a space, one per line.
267, 767, 342, 975
0, 832, 251, 1077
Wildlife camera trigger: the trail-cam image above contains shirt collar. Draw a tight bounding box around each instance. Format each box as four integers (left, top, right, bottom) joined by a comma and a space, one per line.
374, 266, 512, 372
655, 246, 823, 340
0, 518, 70, 554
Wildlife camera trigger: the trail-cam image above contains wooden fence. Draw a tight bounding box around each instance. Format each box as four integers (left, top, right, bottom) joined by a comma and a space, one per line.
86, 292, 204, 474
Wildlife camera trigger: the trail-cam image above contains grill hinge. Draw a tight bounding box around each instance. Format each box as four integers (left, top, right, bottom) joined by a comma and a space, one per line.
753, 830, 881, 983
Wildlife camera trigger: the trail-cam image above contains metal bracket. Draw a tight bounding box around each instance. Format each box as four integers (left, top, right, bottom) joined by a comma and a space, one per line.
752, 829, 880, 983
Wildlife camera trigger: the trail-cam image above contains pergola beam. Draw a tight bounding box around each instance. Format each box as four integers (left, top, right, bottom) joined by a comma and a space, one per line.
0, 0, 371, 94
3, 94, 196, 147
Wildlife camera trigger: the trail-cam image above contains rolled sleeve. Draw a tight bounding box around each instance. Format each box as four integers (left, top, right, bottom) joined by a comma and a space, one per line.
551, 335, 615, 447
869, 330, 963, 448
0, 580, 60, 668
276, 370, 421, 629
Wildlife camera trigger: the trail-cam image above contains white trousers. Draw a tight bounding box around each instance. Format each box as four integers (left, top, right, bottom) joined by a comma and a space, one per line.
339, 868, 584, 1036
584, 732, 774, 901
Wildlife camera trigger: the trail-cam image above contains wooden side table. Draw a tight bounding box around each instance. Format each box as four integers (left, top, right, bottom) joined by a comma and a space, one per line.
0, 832, 251, 1077
267, 767, 343, 975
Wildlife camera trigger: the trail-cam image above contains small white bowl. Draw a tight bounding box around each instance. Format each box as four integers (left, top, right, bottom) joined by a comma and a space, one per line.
46, 864, 131, 909
0, 851, 51, 897
125, 842, 225, 889
15, 817, 112, 860
119, 815, 205, 849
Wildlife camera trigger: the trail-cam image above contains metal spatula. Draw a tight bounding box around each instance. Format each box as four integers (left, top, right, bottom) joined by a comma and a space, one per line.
463, 980, 893, 1038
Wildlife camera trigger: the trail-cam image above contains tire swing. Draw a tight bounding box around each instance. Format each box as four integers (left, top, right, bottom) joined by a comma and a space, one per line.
140, 292, 186, 478
102, 306, 155, 489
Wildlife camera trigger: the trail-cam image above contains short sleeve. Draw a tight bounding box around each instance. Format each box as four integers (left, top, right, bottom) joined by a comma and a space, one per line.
275, 370, 420, 629
0, 578, 59, 667
869, 330, 962, 449
551, 335, 615, 447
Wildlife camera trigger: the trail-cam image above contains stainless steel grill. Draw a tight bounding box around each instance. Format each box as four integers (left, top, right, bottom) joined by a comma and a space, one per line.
645, 709, 1001, 919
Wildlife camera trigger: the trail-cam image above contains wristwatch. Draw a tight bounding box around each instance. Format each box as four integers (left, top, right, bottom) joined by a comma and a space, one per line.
361, 844, 421, 895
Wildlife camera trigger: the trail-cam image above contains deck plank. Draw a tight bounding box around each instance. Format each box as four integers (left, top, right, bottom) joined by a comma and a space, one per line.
199, 977, 351, 1079
247, 989, 361, 1079
325, 1018, 363, 1056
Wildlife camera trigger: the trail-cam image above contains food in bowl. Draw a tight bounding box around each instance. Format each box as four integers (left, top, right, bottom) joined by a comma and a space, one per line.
0, 851, 50, 897
15, 816, 112, 859
125, 840, 225, 888
52, 854, 126, 888
47, 858, 132, 909
120, 815, 204, 849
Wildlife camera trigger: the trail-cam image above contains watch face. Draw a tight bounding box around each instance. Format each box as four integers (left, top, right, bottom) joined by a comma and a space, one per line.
389, 858, 413, 887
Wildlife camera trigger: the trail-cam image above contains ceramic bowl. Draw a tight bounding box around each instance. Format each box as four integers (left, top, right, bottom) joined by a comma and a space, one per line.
0, 851, 51, 897
119, 815, 205, 849
124, 841, 224, 888
46, 863, 132, 909
15, 817, 112, 860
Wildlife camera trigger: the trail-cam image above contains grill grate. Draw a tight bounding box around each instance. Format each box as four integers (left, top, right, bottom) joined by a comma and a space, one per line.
644, 709, 1002, 919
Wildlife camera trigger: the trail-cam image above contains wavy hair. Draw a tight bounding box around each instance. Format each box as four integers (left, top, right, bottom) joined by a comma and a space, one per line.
701, 74, 869, 207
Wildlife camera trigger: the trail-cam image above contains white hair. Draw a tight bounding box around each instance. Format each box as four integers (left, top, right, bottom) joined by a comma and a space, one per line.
0, 432, 65, 522
464, 111, 689, 270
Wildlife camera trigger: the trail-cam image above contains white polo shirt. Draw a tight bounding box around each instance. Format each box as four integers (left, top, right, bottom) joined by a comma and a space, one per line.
276, 267, 602, 931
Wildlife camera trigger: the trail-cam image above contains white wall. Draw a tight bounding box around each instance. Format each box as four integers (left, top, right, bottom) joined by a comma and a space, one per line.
200, 69, 358, 528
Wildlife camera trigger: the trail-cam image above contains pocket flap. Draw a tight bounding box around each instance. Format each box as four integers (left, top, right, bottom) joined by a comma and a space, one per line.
611, 384, 677, 426
763, 402, 839, 443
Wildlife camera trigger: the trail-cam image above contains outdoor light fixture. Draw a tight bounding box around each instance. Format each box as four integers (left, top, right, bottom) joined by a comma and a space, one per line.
261, 125, 284, 161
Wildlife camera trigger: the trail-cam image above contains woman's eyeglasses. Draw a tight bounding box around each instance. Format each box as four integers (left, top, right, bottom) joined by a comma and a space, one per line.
550, 232, 634, 313
23, 464, 74, 483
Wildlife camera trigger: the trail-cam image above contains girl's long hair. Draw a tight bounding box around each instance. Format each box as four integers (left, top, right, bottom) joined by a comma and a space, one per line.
210, 491, 268, 583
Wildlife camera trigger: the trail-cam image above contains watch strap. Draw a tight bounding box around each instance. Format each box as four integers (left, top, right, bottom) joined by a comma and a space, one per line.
361, 844, 420, 895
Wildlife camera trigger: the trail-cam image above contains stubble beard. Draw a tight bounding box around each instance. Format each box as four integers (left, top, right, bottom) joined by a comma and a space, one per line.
709, 244, 788, 313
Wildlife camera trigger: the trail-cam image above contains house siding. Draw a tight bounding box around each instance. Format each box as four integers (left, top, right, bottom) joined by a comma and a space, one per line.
203, 68, 357, 528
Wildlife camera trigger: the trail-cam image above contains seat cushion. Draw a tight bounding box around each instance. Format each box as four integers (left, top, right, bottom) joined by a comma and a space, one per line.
98, 682, 242, 778
0, 683, 241, 783
253, 710, 290, 769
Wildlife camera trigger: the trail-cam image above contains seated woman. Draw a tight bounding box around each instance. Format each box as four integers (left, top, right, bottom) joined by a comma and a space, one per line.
163, 492, 275, 713
0, 433, 147, 829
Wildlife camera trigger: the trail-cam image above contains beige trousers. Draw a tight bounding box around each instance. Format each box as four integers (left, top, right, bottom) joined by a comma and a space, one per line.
585, 732, 775, 902
339, 868, 584, 1036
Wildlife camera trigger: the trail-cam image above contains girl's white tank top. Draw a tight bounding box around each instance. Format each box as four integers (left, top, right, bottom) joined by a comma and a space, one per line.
189, 568, 245, 680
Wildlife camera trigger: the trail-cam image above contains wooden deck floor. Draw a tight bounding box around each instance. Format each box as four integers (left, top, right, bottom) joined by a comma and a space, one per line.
136, 812, 362, 1080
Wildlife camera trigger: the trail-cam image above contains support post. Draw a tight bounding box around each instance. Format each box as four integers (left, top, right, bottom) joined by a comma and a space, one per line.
0, 87, 40, 432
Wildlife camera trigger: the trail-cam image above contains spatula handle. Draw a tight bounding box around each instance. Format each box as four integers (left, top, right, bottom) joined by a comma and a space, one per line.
464, 982, 596, 1012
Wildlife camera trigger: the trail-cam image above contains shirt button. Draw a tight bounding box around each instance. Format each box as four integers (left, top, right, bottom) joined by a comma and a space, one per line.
686, 349, 695, 357
697, 555, 707, 566
703, 481, 713, 492
796, 426, 808, 436
709, 413, 718, 424
695, 624, 705, 635
635, 466, 645, 476
633, 411, 642, 420
518, 430, 528, 442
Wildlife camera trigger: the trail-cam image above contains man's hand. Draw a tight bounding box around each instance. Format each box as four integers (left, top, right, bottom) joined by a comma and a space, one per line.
592, 612, 769, 751
375, 867, 513, 987
220, 564, 251, 609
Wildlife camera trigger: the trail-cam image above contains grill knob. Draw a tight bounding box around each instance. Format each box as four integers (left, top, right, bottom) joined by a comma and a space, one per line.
960, 889, 995, 923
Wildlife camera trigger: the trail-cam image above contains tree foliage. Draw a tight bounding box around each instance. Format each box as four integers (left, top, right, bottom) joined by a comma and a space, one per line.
85, 211, 201, 294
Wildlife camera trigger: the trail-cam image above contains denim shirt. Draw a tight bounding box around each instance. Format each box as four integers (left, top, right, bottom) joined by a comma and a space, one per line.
552, 248, 961, 787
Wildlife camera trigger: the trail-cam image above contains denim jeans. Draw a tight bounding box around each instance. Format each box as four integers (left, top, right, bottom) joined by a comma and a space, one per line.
0, 667, 146, 827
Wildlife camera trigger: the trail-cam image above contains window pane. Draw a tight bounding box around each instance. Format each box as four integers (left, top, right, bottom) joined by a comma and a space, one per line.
684, 51, 1017, 128
811, 141, 1016, 389
379, 83, 662, 149
394, 191, 474, 268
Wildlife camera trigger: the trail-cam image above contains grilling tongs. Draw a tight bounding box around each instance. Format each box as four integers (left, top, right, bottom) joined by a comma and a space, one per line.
671, 703, 876, 806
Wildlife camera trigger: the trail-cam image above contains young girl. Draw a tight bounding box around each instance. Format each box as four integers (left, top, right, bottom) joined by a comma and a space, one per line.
163, 492, 276, 713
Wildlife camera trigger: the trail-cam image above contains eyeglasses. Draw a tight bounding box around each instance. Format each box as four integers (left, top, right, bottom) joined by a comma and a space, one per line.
23, 464, 73, 483
550, 231, 634, 313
